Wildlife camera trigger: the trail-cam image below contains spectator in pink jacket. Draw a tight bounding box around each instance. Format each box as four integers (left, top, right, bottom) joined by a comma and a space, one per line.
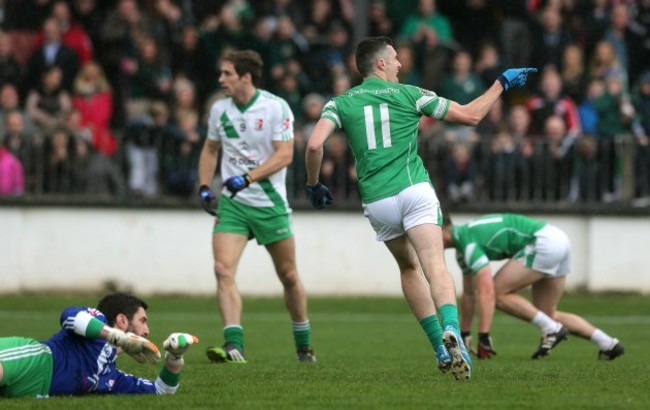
0, 145, 25, 195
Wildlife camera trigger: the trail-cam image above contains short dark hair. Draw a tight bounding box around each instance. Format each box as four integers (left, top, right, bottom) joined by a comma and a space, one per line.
355, 36, 392, 77
222, 50, 264, 87
97, 293, 148, 326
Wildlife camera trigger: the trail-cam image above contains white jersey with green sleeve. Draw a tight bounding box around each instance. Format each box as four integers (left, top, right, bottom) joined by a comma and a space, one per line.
451, 213, 547, 275
207, 89, 294, 211
320, 76, 451, 203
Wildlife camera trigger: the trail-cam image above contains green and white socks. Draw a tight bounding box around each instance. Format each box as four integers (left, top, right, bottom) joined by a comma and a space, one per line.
224, 321, 313, 353
293, 320, 312, 350
224, 325, 244, 351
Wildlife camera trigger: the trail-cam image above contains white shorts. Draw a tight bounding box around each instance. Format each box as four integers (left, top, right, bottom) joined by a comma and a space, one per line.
362, 182, 442, 242
520, 224, 571, 276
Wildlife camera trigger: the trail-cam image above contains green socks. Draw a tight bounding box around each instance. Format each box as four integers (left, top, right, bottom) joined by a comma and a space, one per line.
293, 320, 312, 350
224, 321, 312, 352
438, 304, 460, 331
224, 325, 244, 350
419, 315, 443, 349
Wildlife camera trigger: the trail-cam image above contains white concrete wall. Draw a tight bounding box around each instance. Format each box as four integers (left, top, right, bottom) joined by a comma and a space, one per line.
0, 208, 648, 295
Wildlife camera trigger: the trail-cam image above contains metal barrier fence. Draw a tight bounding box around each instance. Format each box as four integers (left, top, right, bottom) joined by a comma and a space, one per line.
287, 133, 650, 213
2, 132, 649, 214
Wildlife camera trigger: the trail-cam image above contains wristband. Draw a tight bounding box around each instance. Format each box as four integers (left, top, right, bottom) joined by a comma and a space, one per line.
159, 364, 181, 386
165, 351, 184, 366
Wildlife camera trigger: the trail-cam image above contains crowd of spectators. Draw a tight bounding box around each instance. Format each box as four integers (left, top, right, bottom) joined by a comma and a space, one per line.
0, 0, 649, 206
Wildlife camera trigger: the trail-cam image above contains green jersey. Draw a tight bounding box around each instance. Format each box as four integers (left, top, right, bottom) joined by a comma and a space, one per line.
451, 214, 547, 275
320, 76, 450, 203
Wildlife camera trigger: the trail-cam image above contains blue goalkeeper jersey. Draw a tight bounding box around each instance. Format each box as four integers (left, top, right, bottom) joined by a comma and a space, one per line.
41, 307, 158, 396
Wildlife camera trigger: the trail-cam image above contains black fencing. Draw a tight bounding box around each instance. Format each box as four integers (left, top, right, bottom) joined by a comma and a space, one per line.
2, 132, 650, 215
288, 133, 650, 214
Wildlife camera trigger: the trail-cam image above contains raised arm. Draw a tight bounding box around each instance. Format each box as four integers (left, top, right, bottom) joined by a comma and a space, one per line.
444, 82, 505, 126
444, 68, 537, 126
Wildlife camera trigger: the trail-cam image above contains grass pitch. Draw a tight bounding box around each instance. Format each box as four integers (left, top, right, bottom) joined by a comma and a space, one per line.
0, 293, 648, 409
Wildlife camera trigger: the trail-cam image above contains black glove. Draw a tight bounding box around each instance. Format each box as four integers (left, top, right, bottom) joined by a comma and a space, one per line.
477, 332, 497, 359
198, 185, 217, 216
306, 182, 333, 209
224, 174, 253, 198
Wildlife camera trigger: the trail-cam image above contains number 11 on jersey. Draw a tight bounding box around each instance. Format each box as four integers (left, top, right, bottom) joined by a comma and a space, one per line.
364, 103, 392, 150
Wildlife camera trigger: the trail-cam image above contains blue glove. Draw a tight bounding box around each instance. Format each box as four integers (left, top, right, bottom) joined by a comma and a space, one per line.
224, 174, 253, 198
198, 185, 217, 216
306, 182, 333, 209
498, 68, 538, 91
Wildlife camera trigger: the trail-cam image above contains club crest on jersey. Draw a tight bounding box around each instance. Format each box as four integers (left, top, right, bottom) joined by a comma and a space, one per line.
256, 119, 264, 130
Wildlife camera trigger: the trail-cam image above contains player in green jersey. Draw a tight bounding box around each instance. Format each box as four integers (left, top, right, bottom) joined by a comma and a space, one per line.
198, 50, 315, 364
442, 213, 624, 361
305, 36, 536, 381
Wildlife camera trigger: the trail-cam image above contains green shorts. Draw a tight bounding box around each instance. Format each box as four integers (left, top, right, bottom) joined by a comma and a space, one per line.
0, 337, 53, 398
215, 196, 293, 245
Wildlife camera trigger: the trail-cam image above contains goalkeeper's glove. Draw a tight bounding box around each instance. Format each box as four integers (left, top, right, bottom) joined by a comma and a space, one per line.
477, 332, 497, 359
498, 68, 537, 91
306, 182, 333, 209
163, 332, 199, 365
106, 327, 161, 364
198, 185, 217, 216
461, 331, 478, 357
224, 174, 253, 198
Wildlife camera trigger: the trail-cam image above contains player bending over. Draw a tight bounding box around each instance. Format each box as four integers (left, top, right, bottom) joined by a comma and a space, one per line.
442, 213, 624, 360
0, 292, 198, 398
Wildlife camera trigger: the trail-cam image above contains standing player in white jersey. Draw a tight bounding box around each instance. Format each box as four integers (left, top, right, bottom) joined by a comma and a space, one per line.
442, 213, 624, 361
305, 36, 537, 381
198, 50, 315, 364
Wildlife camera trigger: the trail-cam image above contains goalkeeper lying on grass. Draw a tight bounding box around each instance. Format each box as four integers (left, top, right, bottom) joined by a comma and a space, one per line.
0, 292, 198, 398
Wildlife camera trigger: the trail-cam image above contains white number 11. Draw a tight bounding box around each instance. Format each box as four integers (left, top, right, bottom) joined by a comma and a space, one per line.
363, 103, 392, 150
